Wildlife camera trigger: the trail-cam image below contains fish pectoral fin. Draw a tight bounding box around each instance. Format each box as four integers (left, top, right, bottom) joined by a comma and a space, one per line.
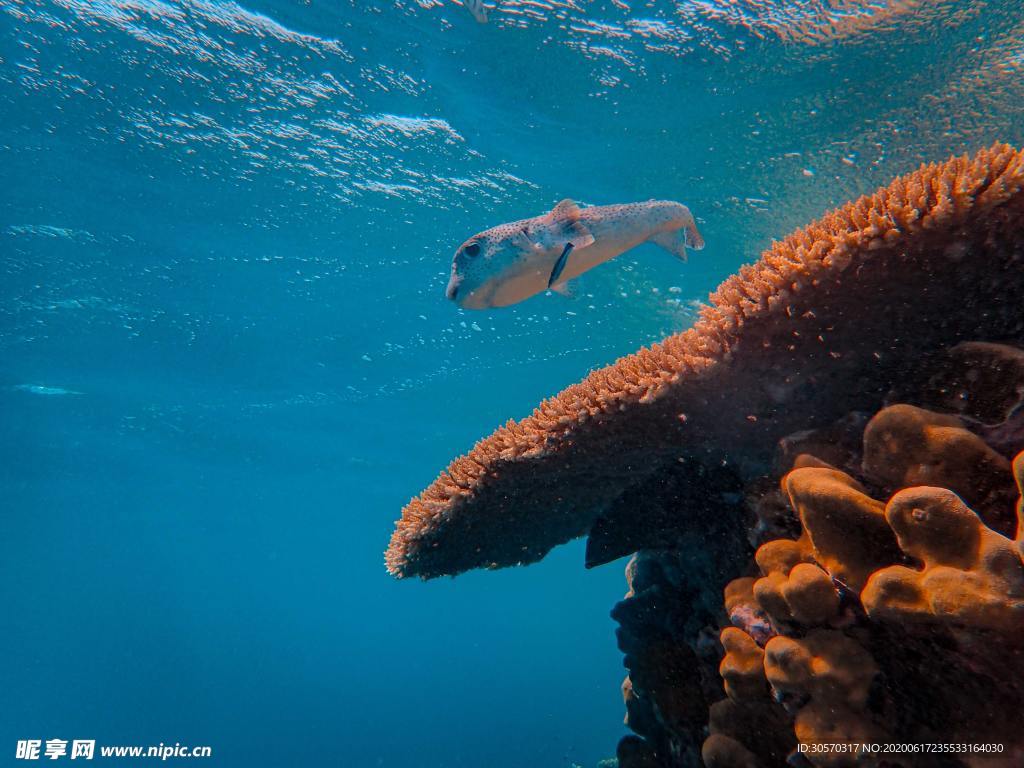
549, 280, 575, 297
650, 227, 697, 262
548, 242, 574, 287
562, 220, 595, 250
548, 198, 595, 250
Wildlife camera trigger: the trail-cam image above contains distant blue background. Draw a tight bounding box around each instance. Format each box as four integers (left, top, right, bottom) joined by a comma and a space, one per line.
2, 0, 1023, 765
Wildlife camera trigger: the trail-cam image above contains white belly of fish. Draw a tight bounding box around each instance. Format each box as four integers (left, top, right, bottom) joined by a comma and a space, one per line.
481, 231, 650, 307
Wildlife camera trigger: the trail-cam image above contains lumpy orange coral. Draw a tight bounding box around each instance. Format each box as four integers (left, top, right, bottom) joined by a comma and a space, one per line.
763, 630, 884, 764
862, 486, 1024, 632
862, 404, 1017, 534
702, 427, 1024, 766
387, 143, 1024, 579
781, 467, 899, 593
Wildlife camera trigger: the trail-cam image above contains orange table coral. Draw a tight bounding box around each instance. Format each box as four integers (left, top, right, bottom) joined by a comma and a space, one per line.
387, 143, 1024, 580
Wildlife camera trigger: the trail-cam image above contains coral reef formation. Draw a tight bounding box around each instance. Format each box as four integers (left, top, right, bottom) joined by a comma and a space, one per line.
616, 344, 1024, 766
700, 443, 1024, 766
388, 143, 1024, 580
387, 146, 1024, 766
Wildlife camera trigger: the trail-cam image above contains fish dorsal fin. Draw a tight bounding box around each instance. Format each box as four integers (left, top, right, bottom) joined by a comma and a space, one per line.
550, 198, 582, 222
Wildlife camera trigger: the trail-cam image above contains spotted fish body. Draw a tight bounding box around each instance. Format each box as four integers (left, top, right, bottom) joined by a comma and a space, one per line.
445, 199, 704, 309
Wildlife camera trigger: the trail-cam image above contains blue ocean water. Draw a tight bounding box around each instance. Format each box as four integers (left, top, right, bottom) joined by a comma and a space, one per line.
2, 0, 1023, 765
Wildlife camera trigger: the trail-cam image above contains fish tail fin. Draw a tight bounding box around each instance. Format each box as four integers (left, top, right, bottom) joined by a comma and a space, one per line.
651, 221, 703, 262
684, 219, 705, 251
464, 0, 488, 23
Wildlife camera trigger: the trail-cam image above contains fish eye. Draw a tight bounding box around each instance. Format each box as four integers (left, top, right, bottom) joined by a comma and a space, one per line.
464, 242, 481, 257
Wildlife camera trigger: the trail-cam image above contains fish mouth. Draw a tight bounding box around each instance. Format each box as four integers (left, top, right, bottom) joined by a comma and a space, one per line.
446, 275, 493, 309
445, 276, 461, 301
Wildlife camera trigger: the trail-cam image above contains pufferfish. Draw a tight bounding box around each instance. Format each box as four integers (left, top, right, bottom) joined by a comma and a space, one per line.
445, 199, 704, 309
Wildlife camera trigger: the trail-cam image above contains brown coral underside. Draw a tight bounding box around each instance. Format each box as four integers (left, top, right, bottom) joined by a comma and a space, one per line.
387, 143, 1024, 579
